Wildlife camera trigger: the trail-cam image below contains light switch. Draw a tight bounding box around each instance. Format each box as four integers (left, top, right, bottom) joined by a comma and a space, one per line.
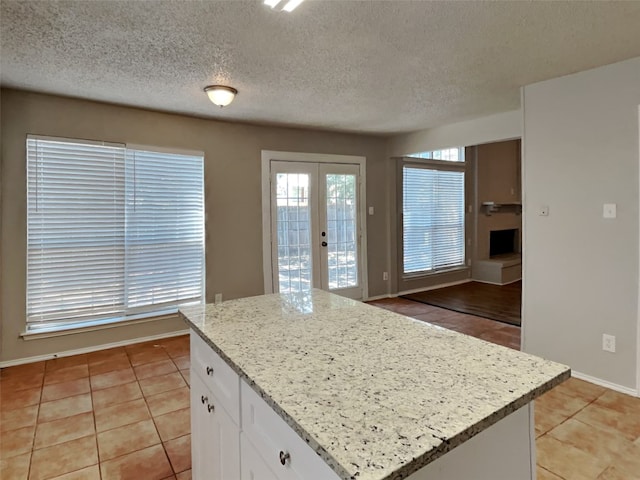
368, 206, 374, 215
603, 203, 617, 219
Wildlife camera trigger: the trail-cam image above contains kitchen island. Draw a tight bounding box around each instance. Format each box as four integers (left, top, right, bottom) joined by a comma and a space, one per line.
179, 290, 569, 480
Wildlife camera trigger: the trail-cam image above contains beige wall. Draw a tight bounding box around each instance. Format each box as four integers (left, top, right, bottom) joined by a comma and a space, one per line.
387, 110, 522, 158
0, 89, 388, 362
522, 57, 639, 390
470, 140, 522, 266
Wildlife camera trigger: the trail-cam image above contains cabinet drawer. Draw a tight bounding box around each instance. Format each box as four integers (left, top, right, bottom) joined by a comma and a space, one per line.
190, 330, 240, 424
240, 381, 339, 480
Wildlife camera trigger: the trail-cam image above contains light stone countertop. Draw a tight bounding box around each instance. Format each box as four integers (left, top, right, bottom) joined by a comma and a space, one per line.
179, 290, 569, 480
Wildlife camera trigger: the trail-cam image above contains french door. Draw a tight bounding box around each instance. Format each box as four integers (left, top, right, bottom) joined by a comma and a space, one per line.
270, 161, 363, 299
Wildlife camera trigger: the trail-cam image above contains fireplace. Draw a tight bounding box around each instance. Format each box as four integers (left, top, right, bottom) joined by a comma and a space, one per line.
489, 229, 518, 257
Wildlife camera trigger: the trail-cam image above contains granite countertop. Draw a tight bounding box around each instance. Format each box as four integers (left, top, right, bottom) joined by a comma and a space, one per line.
179, 290, 569, 480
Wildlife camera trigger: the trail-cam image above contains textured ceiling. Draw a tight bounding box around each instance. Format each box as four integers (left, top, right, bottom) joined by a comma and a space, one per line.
2, 0, 640, 135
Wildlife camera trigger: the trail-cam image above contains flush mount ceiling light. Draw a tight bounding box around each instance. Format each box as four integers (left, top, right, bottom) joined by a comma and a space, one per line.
264, 0, 305, 12
204, 85, 238, 107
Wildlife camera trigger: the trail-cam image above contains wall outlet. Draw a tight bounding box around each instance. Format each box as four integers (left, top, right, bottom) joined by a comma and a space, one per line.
603, 203, 617, 219
383, 271, 388, 281
602, 334, 616, 353
214, 293, 223, 304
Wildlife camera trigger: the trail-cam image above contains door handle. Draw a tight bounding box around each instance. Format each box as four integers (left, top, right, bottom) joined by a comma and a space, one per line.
321, 241, 328, 247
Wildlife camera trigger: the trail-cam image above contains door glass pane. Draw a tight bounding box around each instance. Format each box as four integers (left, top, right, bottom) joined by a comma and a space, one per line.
276, 173, 312, 293
326, 174, 358, 289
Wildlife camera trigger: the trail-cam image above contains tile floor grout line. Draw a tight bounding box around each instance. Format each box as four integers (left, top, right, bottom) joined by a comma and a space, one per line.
541, 464, 568, 480
93, 354, 161, 476
89, 370, 103, 480
144, 377, 176, 474
566, 392, 604, 422
27, 364, 47, 480
160, 434, 176, 475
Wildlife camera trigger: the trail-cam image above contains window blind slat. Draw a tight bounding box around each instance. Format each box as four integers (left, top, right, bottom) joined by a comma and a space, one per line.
27, 136, 204, 330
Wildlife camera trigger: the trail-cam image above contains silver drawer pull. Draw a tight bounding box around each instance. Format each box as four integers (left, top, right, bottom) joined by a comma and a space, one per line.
201, 395, 208, 404
207, 403, 215, 413
279, 451, 290, 466
206, 366, 214, 376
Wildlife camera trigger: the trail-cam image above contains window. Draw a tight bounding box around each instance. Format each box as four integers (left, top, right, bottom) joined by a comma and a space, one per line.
408, 147, 464, 162
402, 149, 465, 275
27, 135, 204, 332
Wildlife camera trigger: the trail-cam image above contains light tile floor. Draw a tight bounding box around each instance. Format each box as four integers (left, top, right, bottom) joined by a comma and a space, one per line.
369, 298, 640, 480
0, 336, 192, 480
0, 298, 638, 479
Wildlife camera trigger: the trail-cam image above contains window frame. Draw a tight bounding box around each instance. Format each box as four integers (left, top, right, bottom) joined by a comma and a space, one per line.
25, 134, 205, 335
399, 154, 467, 279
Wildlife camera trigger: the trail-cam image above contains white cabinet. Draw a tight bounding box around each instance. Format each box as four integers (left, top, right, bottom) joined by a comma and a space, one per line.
190, 332, 240, 423
240, 434, 280, 480
190, 373, 217, 478
190, 333, 240, 480
189, 328, 535, 480
240, 381, 339, 480
190, 329, 339, 480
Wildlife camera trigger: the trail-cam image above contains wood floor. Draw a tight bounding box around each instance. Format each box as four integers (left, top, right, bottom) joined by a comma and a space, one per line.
401, 280, 522, 326
1, 301, 639, 479
368, 297, 521, 350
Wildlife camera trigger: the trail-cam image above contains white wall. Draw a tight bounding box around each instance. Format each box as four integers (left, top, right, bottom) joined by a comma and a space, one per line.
387, 110, 522, 157
522, 57, 640, 391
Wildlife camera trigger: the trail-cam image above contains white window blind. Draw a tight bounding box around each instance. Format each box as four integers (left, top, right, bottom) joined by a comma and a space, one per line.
125, 148, 204, 312
402, 163, 465, 274
27, 136, 204, 332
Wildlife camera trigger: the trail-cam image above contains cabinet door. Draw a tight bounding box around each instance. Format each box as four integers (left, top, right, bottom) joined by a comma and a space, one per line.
240, 434, 280, 480
191, 372, 216, 479
191, 372, 240, 480
240, 381, 339, 480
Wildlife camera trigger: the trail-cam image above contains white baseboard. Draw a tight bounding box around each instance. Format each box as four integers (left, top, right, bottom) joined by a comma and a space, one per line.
366, 279, 473, 301
472, 278, 522, 286
0, 329, 190, 369
368, 277, 517, 301
571, 370, 639, 398
364, 294, 395, 301
397, 279, 471, 297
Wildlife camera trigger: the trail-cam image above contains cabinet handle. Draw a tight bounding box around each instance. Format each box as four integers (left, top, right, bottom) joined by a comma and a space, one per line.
206, 366, 214, 376
279, 451, 290, 466
201, 395, 208, 404
207, 403, 215, 413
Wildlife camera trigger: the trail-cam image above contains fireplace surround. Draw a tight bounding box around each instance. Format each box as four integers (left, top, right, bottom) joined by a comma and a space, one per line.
474, 228, 521, 284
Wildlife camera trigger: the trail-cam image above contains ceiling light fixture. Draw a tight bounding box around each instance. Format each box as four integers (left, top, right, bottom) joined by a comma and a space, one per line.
204, 85, 238, 107
264, 0, 305, 12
